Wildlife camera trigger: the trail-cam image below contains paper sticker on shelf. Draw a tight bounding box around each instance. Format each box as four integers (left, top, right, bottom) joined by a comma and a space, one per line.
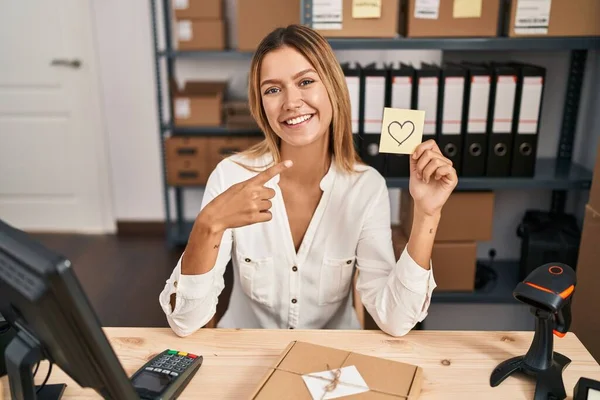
173, 0, 189, 10
415, 0, 440, 19
302, 365, 369, 399
514, 0, 551, 35
453, 0, 482, 18
353, 0, 381, 19
175, 98, 191, 119
177, 20, 193, 41
313, 0, 343, 30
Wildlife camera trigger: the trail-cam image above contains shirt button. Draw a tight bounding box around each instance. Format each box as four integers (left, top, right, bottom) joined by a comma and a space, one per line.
289, 327, 295, 329
292, 266, 298, 272
244, 258, 251, 263
346, 260, 352, 264
291, 298, 297, 304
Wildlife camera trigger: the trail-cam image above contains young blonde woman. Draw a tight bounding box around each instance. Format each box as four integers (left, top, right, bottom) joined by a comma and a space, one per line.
159, 25, 458, 337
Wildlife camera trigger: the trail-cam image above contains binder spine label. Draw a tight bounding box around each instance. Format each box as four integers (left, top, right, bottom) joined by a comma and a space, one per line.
518, 77, 543, 134
418, 77, 438, 135
391, 77, 412, 110
365, 76, 386, 134
345, 76, 360, 133
442, 77, 464, 135
468, 76, 490, 134
492, 76, 517, 133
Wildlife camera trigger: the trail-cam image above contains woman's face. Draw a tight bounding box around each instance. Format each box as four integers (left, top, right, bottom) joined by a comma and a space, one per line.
259, 45, 333, 148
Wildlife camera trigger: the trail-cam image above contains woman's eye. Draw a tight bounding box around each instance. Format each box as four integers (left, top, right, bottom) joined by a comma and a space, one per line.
264, 87, 280, 95
300, 79, 314, 86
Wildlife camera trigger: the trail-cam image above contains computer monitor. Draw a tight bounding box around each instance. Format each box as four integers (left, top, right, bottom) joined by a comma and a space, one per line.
0, 219, 138, 399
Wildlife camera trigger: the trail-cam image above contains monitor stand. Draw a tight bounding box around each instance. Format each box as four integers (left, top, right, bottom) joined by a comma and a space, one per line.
5, 330, 66, 400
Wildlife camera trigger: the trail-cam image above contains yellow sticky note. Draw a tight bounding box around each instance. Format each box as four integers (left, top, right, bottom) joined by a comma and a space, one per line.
379, 108, 425, 155
353, 0, 382, 19
453, 0, 482, 18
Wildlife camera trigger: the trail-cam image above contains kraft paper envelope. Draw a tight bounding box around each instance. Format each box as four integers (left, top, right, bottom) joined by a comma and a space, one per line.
378, 107, 425, 155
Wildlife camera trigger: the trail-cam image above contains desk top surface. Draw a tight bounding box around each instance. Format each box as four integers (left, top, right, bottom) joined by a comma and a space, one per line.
1, 328, 599, 399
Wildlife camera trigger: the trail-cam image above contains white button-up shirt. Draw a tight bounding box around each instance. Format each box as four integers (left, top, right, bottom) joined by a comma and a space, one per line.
159, 152, 437, 337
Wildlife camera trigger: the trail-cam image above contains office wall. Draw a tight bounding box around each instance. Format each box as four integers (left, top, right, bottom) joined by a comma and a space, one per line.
92, 1, 599, 260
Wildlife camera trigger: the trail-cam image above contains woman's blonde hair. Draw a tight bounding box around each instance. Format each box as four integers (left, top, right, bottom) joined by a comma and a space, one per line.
240, 24, 363, 173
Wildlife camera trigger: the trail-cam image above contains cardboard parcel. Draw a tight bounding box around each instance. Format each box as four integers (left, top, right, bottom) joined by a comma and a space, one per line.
251, 341, 423, 399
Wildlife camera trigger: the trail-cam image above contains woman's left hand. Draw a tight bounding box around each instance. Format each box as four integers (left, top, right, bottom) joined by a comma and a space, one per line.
409, 139, 458, 216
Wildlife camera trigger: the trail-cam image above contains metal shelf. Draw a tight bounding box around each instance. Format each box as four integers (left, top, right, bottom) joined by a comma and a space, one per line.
386, 158, 592, 190
158, 37, 600, 56
163, 124, 262, 136
432, 260, 520, 304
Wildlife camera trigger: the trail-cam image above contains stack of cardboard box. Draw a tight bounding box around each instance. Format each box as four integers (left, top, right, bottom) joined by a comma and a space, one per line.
399, 190, 495, 292
572, 144, 600, 363
172, 0, 225, 50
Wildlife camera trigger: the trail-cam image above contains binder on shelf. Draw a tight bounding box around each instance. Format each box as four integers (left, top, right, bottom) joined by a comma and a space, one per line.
460, 62, 492, 177
416, 63, 440, 144
360, 62, 390, 175
386, 63, 416, 178
486, 63, 518, 177
341, 62, 364, 155
509, 62, 546, 177
438, 63, 467, 175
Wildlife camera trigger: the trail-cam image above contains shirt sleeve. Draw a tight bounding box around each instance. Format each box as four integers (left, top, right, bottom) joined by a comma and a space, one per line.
158, 162, 233, 337
355, 179, 437, 337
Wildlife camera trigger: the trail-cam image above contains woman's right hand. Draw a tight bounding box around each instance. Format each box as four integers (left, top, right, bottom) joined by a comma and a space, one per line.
197, 160, 293, 233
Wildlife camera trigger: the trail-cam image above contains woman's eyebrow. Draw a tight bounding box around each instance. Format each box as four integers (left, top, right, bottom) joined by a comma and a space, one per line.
260, 68, 317, 87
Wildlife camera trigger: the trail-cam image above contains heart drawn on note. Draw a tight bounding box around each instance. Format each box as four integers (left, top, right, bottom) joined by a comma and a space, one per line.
387, 120, 415, 146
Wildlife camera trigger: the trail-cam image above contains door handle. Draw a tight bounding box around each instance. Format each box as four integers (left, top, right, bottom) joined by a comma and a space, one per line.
50, 59, 82, 69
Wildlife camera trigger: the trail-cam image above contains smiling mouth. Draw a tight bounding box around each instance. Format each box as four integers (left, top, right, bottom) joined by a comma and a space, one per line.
283, 114, 314, 126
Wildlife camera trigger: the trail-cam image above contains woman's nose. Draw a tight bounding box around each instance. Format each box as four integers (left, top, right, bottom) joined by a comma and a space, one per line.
283, 87, 303, 110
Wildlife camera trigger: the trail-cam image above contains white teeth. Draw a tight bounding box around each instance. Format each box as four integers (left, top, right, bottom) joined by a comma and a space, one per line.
285, 114, 311, 125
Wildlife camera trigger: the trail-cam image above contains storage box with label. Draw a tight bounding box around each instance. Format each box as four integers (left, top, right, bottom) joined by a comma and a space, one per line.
250, 341, 423, 399
400, 190, 495, 241
224, 101, 260, 130
406, 0, 502, 37
171, 81, 226, 127
171, 0, 222, 19
236, 0, 300, 51
313, 0, 401, 38
174, 19, 224, 50
507, 0, 600, 37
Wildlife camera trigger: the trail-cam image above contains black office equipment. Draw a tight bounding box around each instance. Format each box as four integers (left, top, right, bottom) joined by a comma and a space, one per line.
131, 349, 203, 400
486, 63, 518, 177
510, 62, 546, 177
386, 63, 415, 178
517, 210, 581, 281
490, 263, 577, 400
341, 62, 363, 154
0, 313, 16, 377
360, 62, 390, 175
0, 219, 202, 400
460, 62, 492, 177
438, 63, 467, 175
416, 63, 440, 144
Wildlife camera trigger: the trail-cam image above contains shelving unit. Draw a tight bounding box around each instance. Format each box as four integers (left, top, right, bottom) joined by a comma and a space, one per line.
150, 0, 598, 304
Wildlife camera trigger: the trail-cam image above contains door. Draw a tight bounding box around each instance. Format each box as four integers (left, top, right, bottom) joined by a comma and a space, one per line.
0, 0, 114, 233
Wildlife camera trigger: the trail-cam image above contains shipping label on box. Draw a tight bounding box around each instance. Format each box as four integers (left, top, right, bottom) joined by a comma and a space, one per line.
514, 0, 551, 35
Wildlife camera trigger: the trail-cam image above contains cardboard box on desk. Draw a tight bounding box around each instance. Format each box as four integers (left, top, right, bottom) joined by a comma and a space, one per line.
405, 0, 501, 37
251, 341, 423, 399
400, 190, 494, 242
571, 204, 600, 363
171, 80, 226, 127
236, 0, 299, 51
224, 101, 260, 130
171, 0, 222, 19
174, 19, 225, 50
315, 0, 401, 38
506, 0, 600, 37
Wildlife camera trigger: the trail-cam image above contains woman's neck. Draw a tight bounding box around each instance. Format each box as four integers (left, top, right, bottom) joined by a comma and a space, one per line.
279, 136, 331, 187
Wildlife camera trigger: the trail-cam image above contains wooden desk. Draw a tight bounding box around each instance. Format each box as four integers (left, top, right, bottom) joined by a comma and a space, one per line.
2, 328, 600, 399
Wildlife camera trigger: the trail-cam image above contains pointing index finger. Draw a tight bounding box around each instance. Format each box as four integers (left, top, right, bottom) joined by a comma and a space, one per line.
252, 160, 293, 185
